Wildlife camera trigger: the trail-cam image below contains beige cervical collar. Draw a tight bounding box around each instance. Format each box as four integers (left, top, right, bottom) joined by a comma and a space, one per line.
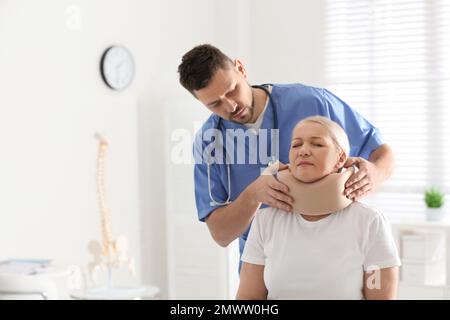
276, 166, 355, 215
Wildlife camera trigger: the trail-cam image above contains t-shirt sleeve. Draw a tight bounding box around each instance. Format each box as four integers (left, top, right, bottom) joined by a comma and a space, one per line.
193, 129, 228, 222
194, 162, 227, 222
363, 213, 402, 271
241, 211, 266, 265
322, 88, 385, 160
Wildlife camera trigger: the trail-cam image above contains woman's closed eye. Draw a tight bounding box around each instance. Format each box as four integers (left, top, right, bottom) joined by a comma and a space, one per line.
291, 142, 324, 148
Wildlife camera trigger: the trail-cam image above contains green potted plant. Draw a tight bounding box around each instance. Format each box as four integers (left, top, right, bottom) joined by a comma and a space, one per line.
424, 187, 445, 221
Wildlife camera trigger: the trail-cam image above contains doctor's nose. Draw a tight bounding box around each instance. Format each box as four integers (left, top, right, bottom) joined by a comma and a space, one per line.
223, 98, 238, 113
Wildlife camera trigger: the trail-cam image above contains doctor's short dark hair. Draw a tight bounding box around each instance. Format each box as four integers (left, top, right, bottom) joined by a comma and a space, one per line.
178, 44, 234, 95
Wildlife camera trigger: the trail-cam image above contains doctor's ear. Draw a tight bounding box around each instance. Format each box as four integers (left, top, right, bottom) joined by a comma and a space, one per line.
233, 59, 247, 78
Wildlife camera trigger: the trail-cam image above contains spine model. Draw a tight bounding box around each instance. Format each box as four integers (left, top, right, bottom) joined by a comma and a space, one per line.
95, 133, 114, 258
86, 133, 136, 289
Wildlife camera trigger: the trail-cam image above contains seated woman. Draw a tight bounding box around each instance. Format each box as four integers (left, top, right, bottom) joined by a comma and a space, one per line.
237, 116, 401, 300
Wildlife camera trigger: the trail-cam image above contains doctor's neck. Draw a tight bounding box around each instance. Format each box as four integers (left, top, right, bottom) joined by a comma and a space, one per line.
248, 86, 268, 124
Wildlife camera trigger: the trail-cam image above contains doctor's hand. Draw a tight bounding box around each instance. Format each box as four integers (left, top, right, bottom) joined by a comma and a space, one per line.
246, 161, 294, 212
343, 157, 383, 201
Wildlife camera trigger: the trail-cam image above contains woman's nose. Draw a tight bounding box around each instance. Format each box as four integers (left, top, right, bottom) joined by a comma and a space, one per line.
298, 145, 311, 157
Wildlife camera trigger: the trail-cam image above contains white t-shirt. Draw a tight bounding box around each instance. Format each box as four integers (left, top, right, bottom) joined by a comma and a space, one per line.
241, 202, 401, 300
244, 85, 272, 132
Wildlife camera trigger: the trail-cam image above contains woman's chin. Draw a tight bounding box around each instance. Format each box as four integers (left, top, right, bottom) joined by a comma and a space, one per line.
291, 171, 321, 183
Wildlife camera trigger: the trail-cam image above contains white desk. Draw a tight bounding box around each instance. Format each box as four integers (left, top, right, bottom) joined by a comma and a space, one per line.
390, 220, 450, 299
0, 265, 79, 300
70, 285, 160, 300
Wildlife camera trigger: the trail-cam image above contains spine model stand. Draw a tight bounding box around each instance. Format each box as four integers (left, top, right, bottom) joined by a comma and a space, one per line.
87, 133, 136, 289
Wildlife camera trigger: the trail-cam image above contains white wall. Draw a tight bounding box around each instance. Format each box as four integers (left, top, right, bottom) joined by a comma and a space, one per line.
0, 0, 161, 289
247, 0, 326, 86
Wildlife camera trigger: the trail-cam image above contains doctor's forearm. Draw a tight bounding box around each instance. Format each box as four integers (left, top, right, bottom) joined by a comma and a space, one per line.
205, 188, 261, 247
369, 144, 395, 183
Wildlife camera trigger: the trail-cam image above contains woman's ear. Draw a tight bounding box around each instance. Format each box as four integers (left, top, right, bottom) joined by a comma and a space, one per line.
335, 151, 347, 169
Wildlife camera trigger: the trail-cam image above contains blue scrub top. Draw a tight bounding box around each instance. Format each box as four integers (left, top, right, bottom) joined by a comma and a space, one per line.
193, 83, 384, 270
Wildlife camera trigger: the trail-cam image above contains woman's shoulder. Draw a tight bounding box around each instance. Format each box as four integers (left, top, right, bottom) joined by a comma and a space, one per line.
344, 201, 384, 222
255, 207, 291, 224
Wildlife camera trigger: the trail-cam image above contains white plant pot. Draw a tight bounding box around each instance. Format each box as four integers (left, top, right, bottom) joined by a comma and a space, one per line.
425, 207, 445, 222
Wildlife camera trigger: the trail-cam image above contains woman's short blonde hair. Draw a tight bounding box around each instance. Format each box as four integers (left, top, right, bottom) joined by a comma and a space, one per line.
294, 116, 350, 157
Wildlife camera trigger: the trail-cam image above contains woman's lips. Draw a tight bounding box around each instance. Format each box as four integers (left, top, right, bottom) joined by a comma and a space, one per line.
298, 161, 313, 166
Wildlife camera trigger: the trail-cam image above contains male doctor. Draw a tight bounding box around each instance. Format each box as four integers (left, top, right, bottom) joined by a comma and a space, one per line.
177, 44, 394, 263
